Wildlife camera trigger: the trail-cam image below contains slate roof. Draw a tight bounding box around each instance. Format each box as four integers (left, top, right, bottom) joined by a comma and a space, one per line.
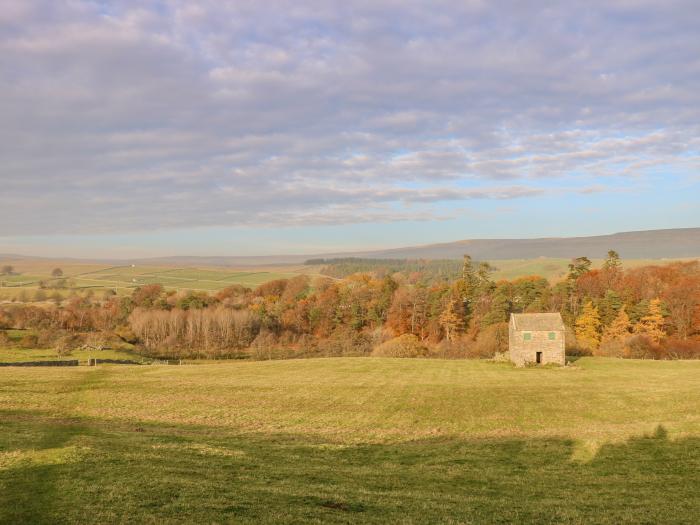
510, 312, 565, 331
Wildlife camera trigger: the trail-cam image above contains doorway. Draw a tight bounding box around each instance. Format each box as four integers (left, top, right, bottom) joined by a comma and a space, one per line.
536, 352, 542, 364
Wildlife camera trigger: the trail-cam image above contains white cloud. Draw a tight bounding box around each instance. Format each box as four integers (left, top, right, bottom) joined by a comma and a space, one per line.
0, 0, 698, 235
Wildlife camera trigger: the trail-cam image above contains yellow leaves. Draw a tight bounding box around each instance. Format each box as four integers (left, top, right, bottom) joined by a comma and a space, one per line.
575, 301, 602, 351
634, 298, 665, 343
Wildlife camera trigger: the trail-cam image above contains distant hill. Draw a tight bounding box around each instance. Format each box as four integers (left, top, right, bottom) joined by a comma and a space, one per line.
350, 227, 700, 261
129, 227, 700, 265
2, 228, 699, 266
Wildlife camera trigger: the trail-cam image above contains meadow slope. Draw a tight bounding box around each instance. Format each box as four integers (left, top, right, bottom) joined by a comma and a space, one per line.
0, 358, 699, 523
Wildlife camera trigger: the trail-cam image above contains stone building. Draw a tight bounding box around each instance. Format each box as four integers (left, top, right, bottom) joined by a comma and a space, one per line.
508, 313, 565, 366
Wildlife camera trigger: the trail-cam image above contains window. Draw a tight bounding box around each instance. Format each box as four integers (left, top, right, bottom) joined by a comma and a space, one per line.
548, 332, 556, 340
523, 333, 532, 341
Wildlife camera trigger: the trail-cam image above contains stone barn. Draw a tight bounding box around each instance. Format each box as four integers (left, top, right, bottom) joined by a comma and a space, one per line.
508, 313, 565, 366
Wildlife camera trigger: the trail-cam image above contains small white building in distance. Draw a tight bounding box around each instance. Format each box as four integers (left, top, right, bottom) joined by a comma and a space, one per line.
508, 313, 565, 366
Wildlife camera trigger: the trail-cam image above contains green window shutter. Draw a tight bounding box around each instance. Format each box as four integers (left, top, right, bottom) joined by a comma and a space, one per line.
523, 333, 532, 341
548, 332, 556, 340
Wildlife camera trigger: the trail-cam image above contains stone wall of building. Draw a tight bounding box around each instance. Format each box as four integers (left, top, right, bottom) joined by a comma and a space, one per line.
508, 319, 565, 366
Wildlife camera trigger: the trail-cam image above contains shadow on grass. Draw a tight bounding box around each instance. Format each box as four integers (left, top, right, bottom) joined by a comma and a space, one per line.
0, 410, 698, 524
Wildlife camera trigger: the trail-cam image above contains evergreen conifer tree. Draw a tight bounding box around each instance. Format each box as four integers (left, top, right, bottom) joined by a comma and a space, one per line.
440, 298, 465, 342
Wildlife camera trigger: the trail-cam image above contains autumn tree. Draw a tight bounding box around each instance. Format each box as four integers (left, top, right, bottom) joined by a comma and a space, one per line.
662, 276, 700, 339
131, 284, 165, 308
601, 305, 631, 342
599, 305, 631, 355
575, 301, 601, 351
439, 298, 465, 342
51, 268, 64, 278
372, 275, 398, 324
634, 298, 665, 343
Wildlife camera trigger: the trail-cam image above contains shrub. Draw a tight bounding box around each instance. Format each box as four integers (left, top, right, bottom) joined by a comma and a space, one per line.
249, 330, 281, 360
55, 337, 73, 356
114, 325, 138, 344
0, 309, 10, 329
564, 326, 592, 356
658, 337, 700, 360
432, 337, 472, 359
623, 335, 660, 359
471, 322, 508, 358
37, 329, 60, 348
316, 329, 373, 357
19, 333, 38, 348
372, 334, 430, 358
597, 338, 626, 358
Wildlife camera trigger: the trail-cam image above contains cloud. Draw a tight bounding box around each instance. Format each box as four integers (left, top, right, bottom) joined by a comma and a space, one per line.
0, 0, 698, 236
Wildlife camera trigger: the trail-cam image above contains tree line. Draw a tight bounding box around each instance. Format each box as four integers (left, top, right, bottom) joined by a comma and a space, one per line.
0, 252, 698, 360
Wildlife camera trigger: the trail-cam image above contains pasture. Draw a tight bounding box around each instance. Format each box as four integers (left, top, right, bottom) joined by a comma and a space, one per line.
0, 357, 698, 523
488, 257, 698, 281
0, 259, 322, 300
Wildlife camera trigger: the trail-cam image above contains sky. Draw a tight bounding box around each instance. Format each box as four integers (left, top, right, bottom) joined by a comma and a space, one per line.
1, 0, 699, 258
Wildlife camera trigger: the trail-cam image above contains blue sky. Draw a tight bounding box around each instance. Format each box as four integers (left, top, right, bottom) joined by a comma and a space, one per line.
1, 1, 698, 257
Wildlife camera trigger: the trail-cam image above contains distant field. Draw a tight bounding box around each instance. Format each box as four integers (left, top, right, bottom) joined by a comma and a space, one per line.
1, 257, 697, 301
489, 257, 698, 281
0, 357, 698, 523
0, 259, 323, 299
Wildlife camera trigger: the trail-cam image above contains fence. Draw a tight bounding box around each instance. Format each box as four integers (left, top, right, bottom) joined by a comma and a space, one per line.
87, 358, 143, 366
87, 358, 182, 366
0, 360, 79, 367
0, 358, 183, 367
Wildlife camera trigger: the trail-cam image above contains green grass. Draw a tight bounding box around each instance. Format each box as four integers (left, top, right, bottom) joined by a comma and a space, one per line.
0, 261, 320, 300
0, 357, 698, 523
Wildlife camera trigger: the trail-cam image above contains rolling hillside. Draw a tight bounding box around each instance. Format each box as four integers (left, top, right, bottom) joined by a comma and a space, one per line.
357, 227, 700, 260
2, 228, 699, 271
124, 227, 700, 265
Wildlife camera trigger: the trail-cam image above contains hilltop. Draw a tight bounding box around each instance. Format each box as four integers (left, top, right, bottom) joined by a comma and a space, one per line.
2, 228, 699, 266
132, 227, 700, 265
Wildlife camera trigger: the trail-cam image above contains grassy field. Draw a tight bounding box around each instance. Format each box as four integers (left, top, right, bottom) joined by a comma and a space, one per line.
0, 260, 323, 300
489, 257, 698, 281
0, 357, 698, 523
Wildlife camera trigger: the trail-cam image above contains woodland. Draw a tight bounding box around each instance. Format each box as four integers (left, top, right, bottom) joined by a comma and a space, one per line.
1, 252, 698, 360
